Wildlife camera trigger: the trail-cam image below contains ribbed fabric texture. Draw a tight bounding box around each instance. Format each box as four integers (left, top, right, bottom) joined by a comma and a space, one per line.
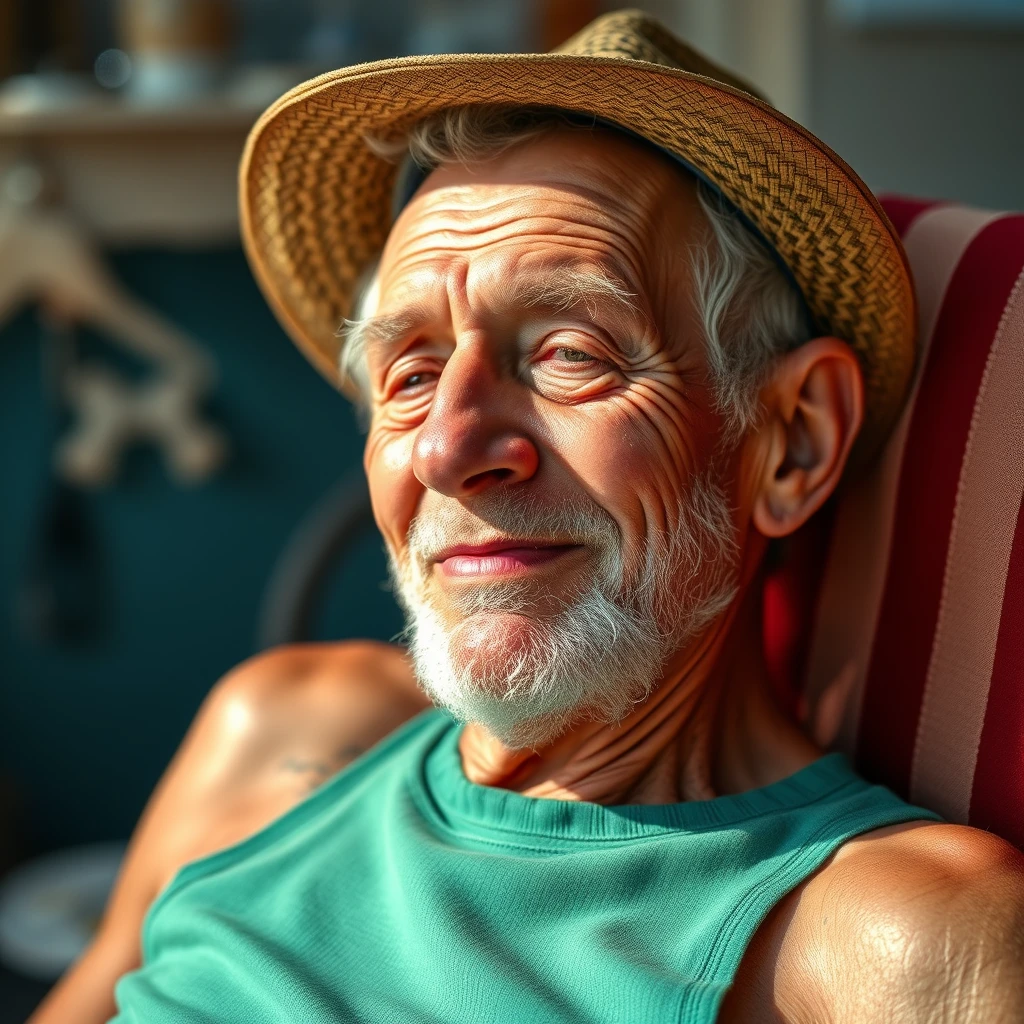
110, 708, 942, 1023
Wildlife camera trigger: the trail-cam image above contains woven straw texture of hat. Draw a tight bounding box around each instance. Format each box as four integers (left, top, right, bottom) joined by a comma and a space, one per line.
240, 9, 917, 466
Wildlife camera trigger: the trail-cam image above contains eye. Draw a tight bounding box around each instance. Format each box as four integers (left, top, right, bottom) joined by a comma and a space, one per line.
526, 332, 622, 402
386, 361, 440, 397
552, 346, 593, 363
537, 337, 603, 367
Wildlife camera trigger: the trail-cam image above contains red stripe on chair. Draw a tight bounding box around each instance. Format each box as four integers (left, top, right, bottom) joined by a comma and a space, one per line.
855, 215, 1024, 796
880, 195, 946, 239
969, 462, 1024, 849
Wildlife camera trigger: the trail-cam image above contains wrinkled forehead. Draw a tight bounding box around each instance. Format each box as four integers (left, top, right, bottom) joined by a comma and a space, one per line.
374, 128, 702, 306
376, 113, 813, 329
390, 117, 693, 221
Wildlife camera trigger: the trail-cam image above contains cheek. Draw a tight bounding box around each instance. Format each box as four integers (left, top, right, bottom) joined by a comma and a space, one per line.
364, 427, 420, 554
545, 386, 715, 539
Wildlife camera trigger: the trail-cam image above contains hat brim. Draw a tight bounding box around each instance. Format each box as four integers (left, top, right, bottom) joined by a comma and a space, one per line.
240, 52, 916, 469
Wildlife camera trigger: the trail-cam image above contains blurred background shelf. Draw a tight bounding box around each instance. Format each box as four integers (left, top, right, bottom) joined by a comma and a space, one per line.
0, 100, 259, 246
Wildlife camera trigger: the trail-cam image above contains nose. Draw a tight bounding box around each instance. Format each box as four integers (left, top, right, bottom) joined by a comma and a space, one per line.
412, 345, 539, 498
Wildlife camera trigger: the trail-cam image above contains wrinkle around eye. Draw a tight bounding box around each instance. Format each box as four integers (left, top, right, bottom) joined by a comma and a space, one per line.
526, 364, 624, 404
376, 364, 441, 428
379, 387, 436, 429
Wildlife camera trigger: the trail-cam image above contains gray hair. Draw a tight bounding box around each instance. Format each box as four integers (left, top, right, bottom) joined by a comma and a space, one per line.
340, 106, 810, 438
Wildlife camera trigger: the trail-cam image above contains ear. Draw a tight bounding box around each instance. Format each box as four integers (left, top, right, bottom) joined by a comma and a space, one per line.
750, 337, 864, 539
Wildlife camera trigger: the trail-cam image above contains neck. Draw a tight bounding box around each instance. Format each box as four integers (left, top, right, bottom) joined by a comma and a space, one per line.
457, 570, 823, 804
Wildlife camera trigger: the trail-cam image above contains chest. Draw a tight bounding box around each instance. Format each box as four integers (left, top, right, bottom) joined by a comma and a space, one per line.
139, 791, 862, 1024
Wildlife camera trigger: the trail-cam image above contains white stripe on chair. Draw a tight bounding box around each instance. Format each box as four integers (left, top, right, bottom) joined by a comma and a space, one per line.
910, 263, 1024, 821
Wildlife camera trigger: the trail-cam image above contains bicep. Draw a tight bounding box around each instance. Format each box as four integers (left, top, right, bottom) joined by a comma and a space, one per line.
26, 930, 137, 1024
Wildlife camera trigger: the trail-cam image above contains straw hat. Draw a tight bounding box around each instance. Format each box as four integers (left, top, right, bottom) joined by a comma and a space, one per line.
239, 8, 916, 467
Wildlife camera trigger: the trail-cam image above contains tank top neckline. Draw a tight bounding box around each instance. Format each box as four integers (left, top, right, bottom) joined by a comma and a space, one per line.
420, 711, 863, 843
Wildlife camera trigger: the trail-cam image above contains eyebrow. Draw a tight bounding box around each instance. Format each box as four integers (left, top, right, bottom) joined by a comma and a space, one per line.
512, 264, 649, 349
337, 262, 651, 393
338, 308, 421, 397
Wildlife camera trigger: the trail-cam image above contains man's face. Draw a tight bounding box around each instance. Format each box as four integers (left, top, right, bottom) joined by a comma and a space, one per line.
360, 128, 741, 748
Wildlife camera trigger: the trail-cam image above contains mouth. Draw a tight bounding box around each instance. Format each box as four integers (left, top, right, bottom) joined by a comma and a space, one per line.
432, 540, 584, 578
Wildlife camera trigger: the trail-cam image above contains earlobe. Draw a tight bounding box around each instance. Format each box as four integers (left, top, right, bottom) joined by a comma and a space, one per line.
751, 337, 863, 539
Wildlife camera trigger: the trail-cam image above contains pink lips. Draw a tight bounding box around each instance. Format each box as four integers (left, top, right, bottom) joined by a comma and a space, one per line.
435, 541, 580, 578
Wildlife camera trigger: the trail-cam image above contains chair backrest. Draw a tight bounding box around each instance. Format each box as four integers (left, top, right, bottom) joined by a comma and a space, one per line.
765, 195, 1024, 850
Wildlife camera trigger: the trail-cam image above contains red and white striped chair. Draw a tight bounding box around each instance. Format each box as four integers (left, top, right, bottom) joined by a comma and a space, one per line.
765, 196, 1024, 851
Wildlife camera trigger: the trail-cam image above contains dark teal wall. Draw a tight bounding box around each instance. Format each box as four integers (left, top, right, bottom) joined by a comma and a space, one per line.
0, 247, 404, 851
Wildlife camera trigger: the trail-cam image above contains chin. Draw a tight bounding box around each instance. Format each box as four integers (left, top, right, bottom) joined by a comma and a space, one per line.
449, 610, 545, 672
390, 468, 741, 749
402, 584, 670, 751
430, 609, 566, 705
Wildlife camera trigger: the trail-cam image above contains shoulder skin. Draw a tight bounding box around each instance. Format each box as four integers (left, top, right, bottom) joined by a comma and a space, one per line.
723, 820, 1024, 1023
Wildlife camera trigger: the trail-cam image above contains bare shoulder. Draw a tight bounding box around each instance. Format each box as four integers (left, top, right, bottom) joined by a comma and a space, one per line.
27, 641, 430, 1024
219, 638, 426, 714
761, 820, 1024, 1023
128, 638, 429, 905
166, 640, 432, 854
206, 640, 431, 791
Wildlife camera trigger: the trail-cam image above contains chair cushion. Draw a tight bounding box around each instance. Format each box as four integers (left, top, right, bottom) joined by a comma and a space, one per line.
764, 196, 1024, 849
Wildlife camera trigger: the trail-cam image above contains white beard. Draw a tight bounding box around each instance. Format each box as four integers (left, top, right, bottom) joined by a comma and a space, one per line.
387, 469, 739, 751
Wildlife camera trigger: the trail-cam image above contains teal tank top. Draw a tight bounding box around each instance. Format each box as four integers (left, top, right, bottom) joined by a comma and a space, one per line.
110, 708, 942, 1023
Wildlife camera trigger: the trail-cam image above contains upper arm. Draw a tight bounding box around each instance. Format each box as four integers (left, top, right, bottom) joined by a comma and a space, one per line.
27, 640, 429, 1024
791, 824, 1024, 1024
883, 829, 1024, 1024
106, 639, 425, 916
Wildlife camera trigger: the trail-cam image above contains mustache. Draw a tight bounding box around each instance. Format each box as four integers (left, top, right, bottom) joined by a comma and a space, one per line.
405, 488, 621, 565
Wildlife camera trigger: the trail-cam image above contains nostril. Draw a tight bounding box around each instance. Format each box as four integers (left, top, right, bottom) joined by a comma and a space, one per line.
464, 468, 514, 491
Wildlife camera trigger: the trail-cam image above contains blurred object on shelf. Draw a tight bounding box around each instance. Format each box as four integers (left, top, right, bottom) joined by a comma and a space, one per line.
93, 47, 133, 91
116, 0, 235, 104
16, 473, 104, 647
15, 308, 105, 648
0, 159, 229, 488
0, 62, 310, 117
0, 70, 97, 114
58, 360, 229, 487
0, 843, 125, 981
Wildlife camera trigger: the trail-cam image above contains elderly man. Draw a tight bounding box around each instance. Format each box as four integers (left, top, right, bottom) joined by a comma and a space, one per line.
33, 11, 1024, 1024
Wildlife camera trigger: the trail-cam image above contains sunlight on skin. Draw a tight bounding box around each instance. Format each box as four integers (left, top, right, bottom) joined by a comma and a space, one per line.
361, 128, 859, 806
